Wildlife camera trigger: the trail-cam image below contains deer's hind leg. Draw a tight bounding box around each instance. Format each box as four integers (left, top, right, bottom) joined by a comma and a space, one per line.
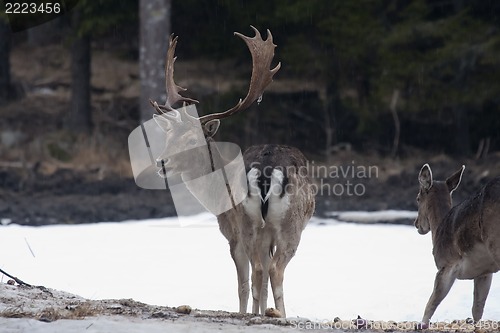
258, 231, 274, 314
269, 239, 299, 318
249, 246, 264, 314
472, 273, 492, 322
229, 239, 250, 313
239, 225, 263, 315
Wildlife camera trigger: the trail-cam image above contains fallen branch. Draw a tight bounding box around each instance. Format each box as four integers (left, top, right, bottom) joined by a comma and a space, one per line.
0, 267, 33, 287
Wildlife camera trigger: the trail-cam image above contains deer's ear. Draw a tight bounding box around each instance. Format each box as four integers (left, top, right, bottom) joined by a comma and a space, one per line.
153, 114, 172, 133
446, 165, 465, 194
419, 164, 433, 191
204, 119, 220, 138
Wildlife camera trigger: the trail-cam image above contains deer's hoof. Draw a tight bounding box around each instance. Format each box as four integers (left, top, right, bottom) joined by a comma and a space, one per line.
265, 308, 282, 318
353, 315, 367, 329
416, 322, 429, 330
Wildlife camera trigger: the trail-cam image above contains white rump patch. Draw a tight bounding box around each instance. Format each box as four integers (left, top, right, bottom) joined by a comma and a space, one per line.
247, 167, 263, 201
243, 168, 265, 228
264, 169, 290, 226
264, 169, 284, 203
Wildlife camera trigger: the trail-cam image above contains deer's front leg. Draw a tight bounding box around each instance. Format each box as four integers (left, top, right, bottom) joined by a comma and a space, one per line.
422, 267, 457, 325
472, 273, 492, 322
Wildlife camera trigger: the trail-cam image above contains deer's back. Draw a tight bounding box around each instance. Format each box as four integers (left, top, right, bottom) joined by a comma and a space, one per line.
217, 144, 315, 245
435, 177, 500, 267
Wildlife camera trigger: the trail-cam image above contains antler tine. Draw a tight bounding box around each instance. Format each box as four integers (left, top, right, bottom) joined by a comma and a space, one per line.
199, 26, 281, 124
151, 34, 198, 114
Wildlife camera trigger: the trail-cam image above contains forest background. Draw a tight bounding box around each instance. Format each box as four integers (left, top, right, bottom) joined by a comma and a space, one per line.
1, 0, 500, 225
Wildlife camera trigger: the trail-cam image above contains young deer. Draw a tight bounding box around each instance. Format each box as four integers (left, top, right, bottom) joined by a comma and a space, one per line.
414, 164, 500, 326
150, 27, 315, 317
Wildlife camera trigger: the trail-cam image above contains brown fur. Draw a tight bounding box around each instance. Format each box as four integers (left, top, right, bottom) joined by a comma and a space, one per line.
151, 27, 306, 318
414, 164, 500, 324
217, 144, 315, 317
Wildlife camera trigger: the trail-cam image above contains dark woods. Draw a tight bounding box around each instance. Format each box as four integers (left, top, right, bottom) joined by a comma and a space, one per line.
2, 0, 500, 158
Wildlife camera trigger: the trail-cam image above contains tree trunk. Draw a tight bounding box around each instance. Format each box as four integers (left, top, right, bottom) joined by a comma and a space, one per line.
324, 78, 340, 159
0, 18, 11, 103
139, 0, 171, 123
67, 10, 92, 133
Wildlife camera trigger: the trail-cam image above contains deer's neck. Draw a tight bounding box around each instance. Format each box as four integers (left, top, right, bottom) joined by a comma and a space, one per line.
429, 198, 452, 246
179, 142, 216, 182
206, 139, 217, 172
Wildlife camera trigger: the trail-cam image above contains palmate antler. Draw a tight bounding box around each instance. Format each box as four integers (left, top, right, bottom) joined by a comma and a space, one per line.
150, 26, 281, 124
149, 35, 199, 113
198, 26, 281, 124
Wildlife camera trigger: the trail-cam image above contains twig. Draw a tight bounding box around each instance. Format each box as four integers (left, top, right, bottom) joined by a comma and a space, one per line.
0, 268, 33, 287
474, 137, 490, 160
390, 89, 400, 158
475, 138, 485, 160
24, 237, 36, 258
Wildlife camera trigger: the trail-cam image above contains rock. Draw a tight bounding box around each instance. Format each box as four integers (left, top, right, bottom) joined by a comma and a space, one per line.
247, 316, 262, 325
264, 308, 282, 318
151, 311, 178, 319
175, 305, 192, 314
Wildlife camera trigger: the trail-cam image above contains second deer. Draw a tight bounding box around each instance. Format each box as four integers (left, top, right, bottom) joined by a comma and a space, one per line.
150, 26, 315, 317
414, 164, 500, 326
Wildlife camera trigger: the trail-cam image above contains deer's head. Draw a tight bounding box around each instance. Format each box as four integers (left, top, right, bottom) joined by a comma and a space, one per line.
414, 164, 465, 235
150, 26, 281, 179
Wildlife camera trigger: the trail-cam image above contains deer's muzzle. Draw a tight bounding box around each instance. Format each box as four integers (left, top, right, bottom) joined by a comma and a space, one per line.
414, 216, 430, 235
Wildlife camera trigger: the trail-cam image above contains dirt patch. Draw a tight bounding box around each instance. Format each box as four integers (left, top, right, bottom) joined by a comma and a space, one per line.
0, 167, 176, 225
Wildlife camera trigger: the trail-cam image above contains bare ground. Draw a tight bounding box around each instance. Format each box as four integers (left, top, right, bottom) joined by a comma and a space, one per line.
2, 282, 500, 332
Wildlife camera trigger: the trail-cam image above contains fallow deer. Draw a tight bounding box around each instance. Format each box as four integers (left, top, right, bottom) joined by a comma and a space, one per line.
149, 26, 315, 318
414, 164, 500, 326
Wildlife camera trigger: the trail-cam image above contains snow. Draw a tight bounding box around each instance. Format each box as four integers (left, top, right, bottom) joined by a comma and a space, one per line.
327, 209, 418, 223
1, 211, 500, 331
0, 317, 301, 333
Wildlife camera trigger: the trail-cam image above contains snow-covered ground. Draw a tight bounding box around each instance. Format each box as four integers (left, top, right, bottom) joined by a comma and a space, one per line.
1, 212, 499, 324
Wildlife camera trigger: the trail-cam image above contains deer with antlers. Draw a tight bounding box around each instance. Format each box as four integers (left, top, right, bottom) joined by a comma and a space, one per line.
149, 26, 315, 317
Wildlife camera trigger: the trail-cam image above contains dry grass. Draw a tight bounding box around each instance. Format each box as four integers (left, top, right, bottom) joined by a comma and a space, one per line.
0, 301, 102, 322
